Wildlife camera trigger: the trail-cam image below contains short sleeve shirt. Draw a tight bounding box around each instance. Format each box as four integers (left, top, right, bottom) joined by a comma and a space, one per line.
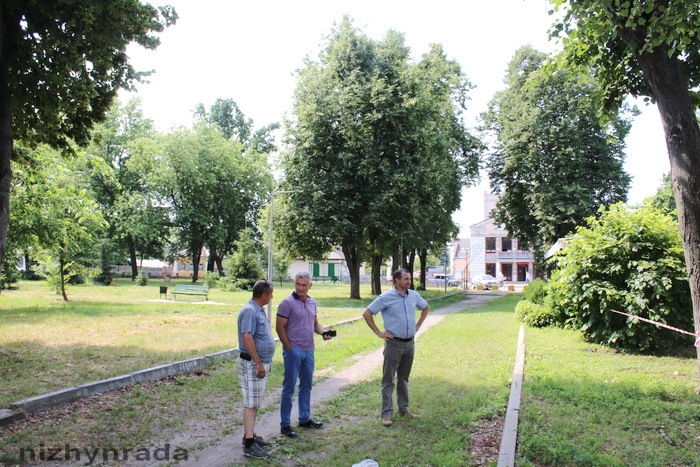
366, 288, 428, 339
237, 299, 276, 364
277, 292, 317, 351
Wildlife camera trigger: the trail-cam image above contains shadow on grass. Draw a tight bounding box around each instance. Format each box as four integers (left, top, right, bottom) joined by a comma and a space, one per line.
0, 340, 228, 407
518, 375, 700, 465
272, 375, 510, 466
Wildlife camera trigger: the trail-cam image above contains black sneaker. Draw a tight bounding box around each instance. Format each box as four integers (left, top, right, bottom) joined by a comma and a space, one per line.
299, 419, 324, 429
243, 442, 271, 459
241, 434, 271, 447
281, 425, 298, 438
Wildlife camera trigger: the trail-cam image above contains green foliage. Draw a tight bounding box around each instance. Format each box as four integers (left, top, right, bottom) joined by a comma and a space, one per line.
548, 203, 693, 352
482, 46, 632, 250
10, 146, 107, 300
137, 272, 149, 287
204, 271, 220, 288
6, 1, 176, 150
515, 299, 563, 328
0, 257, 20, 290
223, 228, 264, 291
280, 17, 480, 299
147, 122, 272, 282
647, 173, 677, 220
524, 278, 549, 305
550, 0, 700, 111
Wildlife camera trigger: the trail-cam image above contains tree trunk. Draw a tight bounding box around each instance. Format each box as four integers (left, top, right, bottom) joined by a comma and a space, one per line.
127, 233, 138, 280
207, 245, 217, 273
191, 244, 202, 282
342, 242, 362, 300
0, 7, 19, 294
407, 249, 416, 289
216, 255, 225, 276
59, 252, 68, 301
419, 249, 428, 289
370, 253, 383, 296
632, 42, 700, 390
391, 246, 400, 274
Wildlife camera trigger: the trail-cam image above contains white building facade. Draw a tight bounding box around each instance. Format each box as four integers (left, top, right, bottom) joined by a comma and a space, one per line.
468, 192, 536, 282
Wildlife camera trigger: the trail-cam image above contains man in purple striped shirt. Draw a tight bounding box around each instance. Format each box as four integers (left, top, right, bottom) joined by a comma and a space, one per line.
276, 271, 331, 438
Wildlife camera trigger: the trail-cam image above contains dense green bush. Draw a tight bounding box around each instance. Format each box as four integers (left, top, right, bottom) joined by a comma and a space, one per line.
204, 271, 220, 288
548, 203, 693, 352
524, 278, 548, 304
515, 299, 563, 327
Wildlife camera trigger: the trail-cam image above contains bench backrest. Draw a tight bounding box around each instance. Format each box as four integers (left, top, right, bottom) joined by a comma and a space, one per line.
173, 284, 209, 291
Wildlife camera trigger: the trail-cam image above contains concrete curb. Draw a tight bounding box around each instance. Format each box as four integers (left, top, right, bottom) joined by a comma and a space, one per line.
497, 324, 526, 467
1, 351, 241, 427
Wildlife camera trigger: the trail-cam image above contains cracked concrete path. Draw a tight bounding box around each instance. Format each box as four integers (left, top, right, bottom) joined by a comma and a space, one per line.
175, 292, 506, 466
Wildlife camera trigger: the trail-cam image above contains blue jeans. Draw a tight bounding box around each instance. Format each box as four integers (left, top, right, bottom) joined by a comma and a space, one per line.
280, 346, 315, 427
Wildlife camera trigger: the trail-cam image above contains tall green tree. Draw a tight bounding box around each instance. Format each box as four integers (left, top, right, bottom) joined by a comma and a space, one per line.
280, 18, 479, 299
151, 123, 271, 282
0, 0, 175, 288
549, 0, 700, 389
482, 45, 632, 252
11, 146, 106, 300
85, 97, 169, 280
194, 99, 279, 272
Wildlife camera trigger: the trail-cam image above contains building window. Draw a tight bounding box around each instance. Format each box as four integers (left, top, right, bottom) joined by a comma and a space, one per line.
485, 237, 496, 253
502, 237, 512, 251
486, 263, 496, 277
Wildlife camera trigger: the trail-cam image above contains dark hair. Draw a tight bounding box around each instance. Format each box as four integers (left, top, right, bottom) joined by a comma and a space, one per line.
252, 280, 273, 298
392, 268, 410, 283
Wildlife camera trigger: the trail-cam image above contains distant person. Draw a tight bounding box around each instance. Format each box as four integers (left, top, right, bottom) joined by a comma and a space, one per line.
526, 271, 532, 283
237, 280, 276, 459
498, 273, 506, 286
277, 271, 332, 438
362, 268, 430, 426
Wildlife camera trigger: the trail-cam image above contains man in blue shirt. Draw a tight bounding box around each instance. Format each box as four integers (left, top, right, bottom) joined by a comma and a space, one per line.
362, 268, 430, 426
237, 280, 276, 459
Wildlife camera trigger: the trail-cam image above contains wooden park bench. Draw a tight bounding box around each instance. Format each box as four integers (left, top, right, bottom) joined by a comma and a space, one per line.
312, 275, 340, 284
170, 284, 209, 300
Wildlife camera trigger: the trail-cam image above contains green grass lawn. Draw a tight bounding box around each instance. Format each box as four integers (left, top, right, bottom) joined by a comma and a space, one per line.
0, 278, 460, 407
3, 282, 696, 465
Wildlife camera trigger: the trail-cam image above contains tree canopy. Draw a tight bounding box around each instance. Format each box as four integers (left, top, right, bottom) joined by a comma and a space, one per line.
279, 17, 480, 299
482, 45, 632, 251
549, 0, 700, 388
0, 0, 176, 288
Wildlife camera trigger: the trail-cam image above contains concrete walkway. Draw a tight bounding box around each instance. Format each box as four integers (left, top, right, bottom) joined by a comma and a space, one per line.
175, 292, 507, 466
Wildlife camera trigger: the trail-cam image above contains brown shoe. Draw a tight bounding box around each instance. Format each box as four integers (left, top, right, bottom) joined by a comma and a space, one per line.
400, 411, 419, 418
382, 417, 393, 426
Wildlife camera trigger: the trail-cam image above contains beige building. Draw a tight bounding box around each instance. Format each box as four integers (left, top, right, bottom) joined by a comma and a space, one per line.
468, 192, 536, 282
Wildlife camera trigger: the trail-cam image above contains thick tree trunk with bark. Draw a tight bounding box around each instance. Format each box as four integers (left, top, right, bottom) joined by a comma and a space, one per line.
0, 6, 18, 294
631, 41, 700, 389
127, 234, 138, 280
342, 242, 362, 300
191, 244, 202, 282
418, 249, 428, 289
370, 253, 383, 296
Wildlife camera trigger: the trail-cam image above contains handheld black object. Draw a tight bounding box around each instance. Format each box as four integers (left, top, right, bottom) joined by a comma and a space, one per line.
322, 330, 337, 338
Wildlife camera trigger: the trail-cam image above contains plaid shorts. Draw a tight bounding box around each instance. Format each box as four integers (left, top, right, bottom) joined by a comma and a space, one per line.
237, 357, 270, 409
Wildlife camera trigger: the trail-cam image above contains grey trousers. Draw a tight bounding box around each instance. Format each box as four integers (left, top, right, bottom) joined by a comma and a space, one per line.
381, 338, 415, 418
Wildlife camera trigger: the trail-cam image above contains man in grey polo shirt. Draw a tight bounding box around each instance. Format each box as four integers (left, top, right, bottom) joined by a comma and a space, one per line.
362, 268, 430, 426
237, 280, 276, 459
